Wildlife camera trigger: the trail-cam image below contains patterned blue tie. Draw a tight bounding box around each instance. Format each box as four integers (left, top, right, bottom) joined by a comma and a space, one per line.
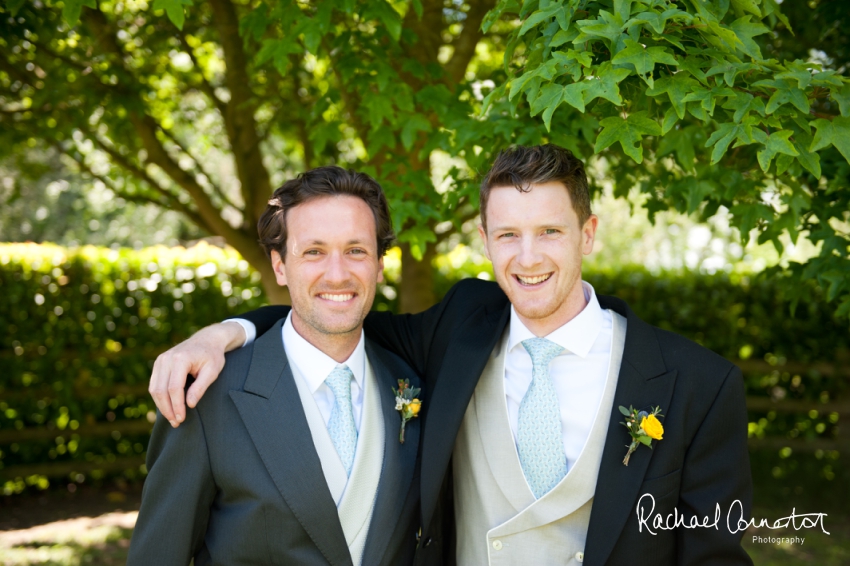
325, 364, 358, 476
518, 337, 568, 499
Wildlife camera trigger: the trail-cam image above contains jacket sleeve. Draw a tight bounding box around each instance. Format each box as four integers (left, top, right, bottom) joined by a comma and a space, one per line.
227, 305, 290, 337
127, 408, 216, 565
677, 365, 754, 565
363, 282, 461, 379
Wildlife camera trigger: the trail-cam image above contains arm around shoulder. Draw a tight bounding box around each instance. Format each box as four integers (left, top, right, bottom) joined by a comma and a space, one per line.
229, 305, 290, 337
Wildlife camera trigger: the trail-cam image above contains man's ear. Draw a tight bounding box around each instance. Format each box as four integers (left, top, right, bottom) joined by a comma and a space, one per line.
270, 250, 287, 286
581, 214, 599, 255
478, 223, 492, 261
377, 255, 385, 283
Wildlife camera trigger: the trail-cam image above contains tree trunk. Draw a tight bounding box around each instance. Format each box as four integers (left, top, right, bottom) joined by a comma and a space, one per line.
398, 242, 437, 313
226, 233, 291, 306
257, 260, 291, 305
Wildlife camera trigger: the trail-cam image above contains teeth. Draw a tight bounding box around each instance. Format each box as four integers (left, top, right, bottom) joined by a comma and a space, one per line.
319, 293, 354, 302
516, 274, 551, 285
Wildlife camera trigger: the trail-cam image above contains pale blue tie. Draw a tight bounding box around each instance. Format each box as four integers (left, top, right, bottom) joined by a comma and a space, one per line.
518, 337, 568, 499
325, 364, 358, 476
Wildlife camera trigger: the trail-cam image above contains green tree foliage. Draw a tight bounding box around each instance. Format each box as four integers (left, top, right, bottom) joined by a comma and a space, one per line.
0, 0, 515, 312
1, 0, 848, 316
485, 0, 850, 316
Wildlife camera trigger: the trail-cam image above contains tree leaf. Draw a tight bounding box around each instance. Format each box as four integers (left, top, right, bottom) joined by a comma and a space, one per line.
62, 0, 96, 25
594, 111, 661, 163
582, 65, 630, 107
757, 130, 799, 172
728, 16, 768, 59
400, 114, 431, 151
7, 0, 27, 17
519, 5, 561, 36
367, 1, 403, 41
761, 79, 810, 114
731, 0, 761, 17
646, 74, 699, 119
153, 0, 193, 30
661, 107, 678, 135
728, 92, 766, 123
576, 10, 624, 46
614, 0, 633, 19
809, 117, 850, 164
706, 123, 737, 164
830, 83, 850, 118
562, 81, 587, 112
611, 39, 678, 86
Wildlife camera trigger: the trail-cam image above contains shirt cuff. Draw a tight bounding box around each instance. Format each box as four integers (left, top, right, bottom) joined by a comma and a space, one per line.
222, 318, 256, 348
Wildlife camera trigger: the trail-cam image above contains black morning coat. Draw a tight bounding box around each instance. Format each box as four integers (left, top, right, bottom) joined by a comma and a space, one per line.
239, 278, 754, 566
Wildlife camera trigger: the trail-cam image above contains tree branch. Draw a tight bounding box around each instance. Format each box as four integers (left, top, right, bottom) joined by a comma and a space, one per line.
158, 127, 239, 210
445, 0, 494, 84
207, 0, 273, 226
0, 56, 37, 88
63, 147, 212, 232
175, 32, 227, 116
435, 204, 480, 245
402, 0, 445, 70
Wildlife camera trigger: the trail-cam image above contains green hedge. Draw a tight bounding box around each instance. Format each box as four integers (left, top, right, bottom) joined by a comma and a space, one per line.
1, 243, 847, 496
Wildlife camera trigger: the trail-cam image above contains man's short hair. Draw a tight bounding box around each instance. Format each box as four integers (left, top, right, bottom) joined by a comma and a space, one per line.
258, 166, 395, 259
480, 144, 591, 229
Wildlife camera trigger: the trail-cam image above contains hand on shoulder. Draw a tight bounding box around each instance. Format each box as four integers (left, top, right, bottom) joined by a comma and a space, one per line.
149, 322, 246, 426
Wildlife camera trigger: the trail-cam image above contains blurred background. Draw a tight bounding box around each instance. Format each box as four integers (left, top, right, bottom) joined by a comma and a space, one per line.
1, 0, 848, 564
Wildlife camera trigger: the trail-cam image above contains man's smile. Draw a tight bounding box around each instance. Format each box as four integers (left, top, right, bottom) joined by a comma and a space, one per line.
317, 292, 356, 303
514, 273, 553, 287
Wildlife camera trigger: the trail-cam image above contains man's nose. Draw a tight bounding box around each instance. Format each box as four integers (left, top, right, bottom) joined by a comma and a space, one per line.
323, 252, 350, 283
516, 236, 542, 268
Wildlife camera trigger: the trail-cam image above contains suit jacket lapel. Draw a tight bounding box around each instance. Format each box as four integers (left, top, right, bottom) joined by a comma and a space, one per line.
420, 301, 511, 532
229, 320, 353, 566
360, 341, 421, 566
584, 297, 678, 566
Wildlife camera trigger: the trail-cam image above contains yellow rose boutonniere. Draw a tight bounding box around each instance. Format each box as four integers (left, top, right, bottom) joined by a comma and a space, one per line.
620, 405, 664, 466
393, 379, 422, 444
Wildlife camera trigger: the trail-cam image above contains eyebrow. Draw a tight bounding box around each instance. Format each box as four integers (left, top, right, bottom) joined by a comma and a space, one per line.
490, 223, 569, 231
303, 239, 369, 246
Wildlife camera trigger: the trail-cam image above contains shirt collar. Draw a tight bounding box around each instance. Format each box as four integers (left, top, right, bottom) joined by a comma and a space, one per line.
282, 312, 366, 393
508, 281, 603, 359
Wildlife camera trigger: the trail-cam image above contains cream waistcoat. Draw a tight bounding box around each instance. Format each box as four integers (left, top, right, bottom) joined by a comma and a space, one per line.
292, 358, 385, 566
453, 311, 626, 565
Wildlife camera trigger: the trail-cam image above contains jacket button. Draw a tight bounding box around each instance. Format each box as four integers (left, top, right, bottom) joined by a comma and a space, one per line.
492, 540, 503, 550
575, 551, 584, 562
424, 537, 433, 547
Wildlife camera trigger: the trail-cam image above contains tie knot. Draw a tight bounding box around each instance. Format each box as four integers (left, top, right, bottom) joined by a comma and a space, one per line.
325, 365, 354, 401
521, 337, 564, 368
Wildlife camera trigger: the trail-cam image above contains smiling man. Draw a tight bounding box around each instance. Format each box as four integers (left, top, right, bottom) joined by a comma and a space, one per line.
129, 167, 422, 565
149, 145, 752, 565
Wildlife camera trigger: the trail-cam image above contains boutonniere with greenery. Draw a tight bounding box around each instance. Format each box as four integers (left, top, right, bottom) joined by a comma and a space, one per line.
620, 405, 664, 466
393, 379, 421, 443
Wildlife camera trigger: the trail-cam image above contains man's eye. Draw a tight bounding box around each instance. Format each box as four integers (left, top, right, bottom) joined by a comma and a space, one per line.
499, 232, 515, 239
305, 249, 321, 255
349, 248, 366, 255
544, 229, 560, 235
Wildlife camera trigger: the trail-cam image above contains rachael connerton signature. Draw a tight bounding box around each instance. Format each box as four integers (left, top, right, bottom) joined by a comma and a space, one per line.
635, 494, 830, 535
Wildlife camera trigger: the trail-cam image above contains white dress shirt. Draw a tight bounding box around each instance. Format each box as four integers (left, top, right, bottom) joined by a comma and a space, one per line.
281, 312, 366, 432
504, 281, 613, 472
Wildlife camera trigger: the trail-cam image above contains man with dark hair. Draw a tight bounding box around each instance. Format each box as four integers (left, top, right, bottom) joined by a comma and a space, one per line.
150, 145, 752, 565
129, 166, 422, 565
